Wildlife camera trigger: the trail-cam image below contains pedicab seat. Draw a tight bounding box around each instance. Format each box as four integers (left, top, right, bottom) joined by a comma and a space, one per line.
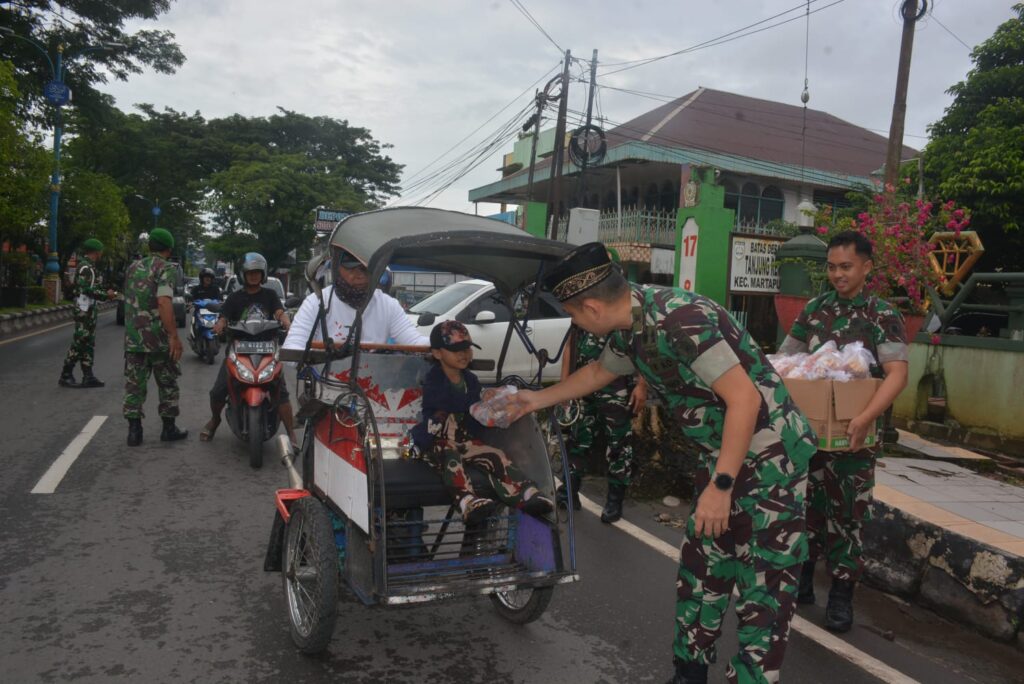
381, 457, 497, 509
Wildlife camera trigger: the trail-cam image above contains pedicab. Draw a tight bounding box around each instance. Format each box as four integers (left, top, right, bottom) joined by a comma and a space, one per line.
264, 207, 581, 654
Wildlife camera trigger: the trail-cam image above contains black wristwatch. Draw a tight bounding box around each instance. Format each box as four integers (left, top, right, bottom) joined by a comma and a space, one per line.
712, 472, 735, 491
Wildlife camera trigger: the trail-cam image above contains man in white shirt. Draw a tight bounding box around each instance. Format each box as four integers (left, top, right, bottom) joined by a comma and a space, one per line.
284, 250, 427, 351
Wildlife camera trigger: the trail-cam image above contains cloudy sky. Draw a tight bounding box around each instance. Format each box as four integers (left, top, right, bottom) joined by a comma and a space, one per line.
100, 0, 1013, 213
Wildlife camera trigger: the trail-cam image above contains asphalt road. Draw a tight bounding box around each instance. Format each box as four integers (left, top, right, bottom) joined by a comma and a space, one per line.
1, 313, 1022, 683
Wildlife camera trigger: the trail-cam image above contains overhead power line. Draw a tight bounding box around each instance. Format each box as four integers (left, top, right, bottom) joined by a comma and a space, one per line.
508, 0, 563, 56
597, 0, 847, 77
399, 61, 560, 189
929, 11, 972, 51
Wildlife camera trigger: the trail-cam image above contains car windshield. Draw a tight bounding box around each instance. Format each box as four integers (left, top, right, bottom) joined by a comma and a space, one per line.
407, 281, 487, 315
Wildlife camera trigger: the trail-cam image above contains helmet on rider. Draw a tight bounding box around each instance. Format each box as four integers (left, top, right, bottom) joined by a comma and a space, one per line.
241, 252, 268, 285
199, 267, 215, 284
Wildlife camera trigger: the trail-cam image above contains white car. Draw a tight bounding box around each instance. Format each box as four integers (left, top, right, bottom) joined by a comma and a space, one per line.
406, 279, 571, 383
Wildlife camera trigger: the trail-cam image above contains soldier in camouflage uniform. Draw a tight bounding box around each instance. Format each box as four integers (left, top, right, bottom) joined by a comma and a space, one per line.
59, 238, 116, 388
560, 325, 647, 522
122, 228, 189, 446
778, 230, 908, 633
512, 243, 816, 684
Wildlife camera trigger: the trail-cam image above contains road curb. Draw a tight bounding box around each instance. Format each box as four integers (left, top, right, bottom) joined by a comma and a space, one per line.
0, 301, 116, 340
863, 500, 1024, 649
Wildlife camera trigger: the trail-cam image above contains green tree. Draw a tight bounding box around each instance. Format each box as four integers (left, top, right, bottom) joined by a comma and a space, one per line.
0, 1, 184, 125
207, 152, 367, 268
58, 167, 131, 264
203, 232, 261, 268
925, 3, 1024, 270
0, 60, 49, 249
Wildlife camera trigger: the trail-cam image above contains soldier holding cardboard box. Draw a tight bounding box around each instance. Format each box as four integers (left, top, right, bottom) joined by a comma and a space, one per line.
778, 230, 909, 633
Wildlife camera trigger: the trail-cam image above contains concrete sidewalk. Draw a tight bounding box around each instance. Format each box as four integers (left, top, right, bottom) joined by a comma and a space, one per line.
864, 432, 1024, 647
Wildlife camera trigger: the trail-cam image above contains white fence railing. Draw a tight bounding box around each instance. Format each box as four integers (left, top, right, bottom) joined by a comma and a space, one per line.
555, 206, 677, 245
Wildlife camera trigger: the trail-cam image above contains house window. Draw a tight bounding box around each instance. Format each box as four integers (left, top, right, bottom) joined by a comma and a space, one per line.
760, 186, 784, 223
724, 180, 786, 232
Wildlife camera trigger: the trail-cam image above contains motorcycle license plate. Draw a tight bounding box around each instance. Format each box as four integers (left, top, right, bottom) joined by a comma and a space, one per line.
235, 340, 275, 354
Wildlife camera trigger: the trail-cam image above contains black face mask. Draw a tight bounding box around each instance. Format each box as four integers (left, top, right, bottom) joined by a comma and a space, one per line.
333, 279, 369, 308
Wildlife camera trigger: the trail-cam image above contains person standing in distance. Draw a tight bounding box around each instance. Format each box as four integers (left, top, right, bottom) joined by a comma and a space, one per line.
508, 243, 816, 684
59, 238, 117, 388
779, 230, 908, 633
122, 228, 188, 446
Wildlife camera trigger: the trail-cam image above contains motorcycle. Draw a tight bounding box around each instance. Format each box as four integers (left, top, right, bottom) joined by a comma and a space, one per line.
224, 316, 284, 469
188, 298, 222, 364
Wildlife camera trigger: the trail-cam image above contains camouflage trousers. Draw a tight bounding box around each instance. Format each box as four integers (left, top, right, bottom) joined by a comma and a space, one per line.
675, 460, 808, 684
63, 308, 97, 369
123, 351, 181, 419
429, 416, 533, 508
568, 389, 635, 486
805, 448, 876, 582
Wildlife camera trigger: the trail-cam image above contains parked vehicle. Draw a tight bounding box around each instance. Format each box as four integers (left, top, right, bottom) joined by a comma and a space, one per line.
406, 279, 570, 383
268, 207, 579, 655
223, 316, 284, 468
188, 298, 222, 364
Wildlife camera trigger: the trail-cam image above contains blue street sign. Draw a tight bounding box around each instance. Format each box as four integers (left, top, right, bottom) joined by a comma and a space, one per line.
43, 81, 71, 106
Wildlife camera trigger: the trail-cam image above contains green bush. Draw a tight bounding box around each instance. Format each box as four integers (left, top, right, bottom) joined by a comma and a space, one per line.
26, 286, 45, 304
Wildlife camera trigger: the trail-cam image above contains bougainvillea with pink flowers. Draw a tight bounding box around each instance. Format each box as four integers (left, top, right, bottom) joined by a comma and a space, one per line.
814, 185, 971, 314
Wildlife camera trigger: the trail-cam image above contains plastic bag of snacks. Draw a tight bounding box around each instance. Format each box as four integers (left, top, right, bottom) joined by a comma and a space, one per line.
470, 385, 519, 428
768, 341, 876, 381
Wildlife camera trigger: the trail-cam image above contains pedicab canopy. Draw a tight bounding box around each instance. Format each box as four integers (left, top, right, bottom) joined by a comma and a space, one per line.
325, 207, 572, 297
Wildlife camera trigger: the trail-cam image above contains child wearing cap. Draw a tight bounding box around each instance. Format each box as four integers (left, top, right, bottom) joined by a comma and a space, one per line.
410, 320, 553, 525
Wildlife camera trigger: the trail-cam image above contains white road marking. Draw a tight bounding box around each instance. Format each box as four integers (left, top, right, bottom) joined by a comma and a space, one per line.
578, 494, 921, 684
31, 416, 108, 494
0, 321, 74, 345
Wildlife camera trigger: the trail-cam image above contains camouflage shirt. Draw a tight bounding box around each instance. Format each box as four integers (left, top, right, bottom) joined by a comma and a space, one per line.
74, 255, 107, 301
571, 326, 631, 395
123, 255, 176, 353
780, 290, 908, 371
598, 285, 815, 472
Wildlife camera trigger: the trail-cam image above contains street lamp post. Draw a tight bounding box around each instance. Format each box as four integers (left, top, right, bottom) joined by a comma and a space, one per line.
0, 27, 123, 303
133, 194, 182, 266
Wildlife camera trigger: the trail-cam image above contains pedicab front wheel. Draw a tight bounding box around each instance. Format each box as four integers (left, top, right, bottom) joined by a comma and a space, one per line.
283, 496, 339, 654
490, 585, 553, 624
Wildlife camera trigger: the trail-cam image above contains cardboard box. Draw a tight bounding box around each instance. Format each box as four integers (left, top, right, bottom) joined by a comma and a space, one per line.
783, 378, 883, 451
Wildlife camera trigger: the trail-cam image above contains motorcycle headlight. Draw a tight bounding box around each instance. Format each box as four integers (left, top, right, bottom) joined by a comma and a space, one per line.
257, 360, 278, 383
232, 358, 255, 382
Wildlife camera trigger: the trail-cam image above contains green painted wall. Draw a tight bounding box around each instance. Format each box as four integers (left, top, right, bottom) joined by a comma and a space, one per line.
894, 342, 1024, 441
523, 201, 548, 238
674, 168, 735, 306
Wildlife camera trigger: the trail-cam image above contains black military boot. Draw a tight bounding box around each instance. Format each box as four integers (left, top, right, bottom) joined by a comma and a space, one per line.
127, 418, 143, 447
797, 560, 817, 605
601, 482, 627, 523
58, 363, 79, 388
160, 417, 189, 442
667, 659, 708, 684
556, 468, 583, 511
825, 578, 855, 632
79, 366, 105, 388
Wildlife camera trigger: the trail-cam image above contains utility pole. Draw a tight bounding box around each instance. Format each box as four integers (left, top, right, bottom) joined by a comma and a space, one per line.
884, 0, 926, 188
576, 49, 599, 207
547, 49, 571, 240
525, 89, 543, 202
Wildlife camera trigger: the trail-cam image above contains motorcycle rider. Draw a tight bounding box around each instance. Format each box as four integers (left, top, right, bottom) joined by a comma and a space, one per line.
190, 267, 222, 301
200, 253, 296, 444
